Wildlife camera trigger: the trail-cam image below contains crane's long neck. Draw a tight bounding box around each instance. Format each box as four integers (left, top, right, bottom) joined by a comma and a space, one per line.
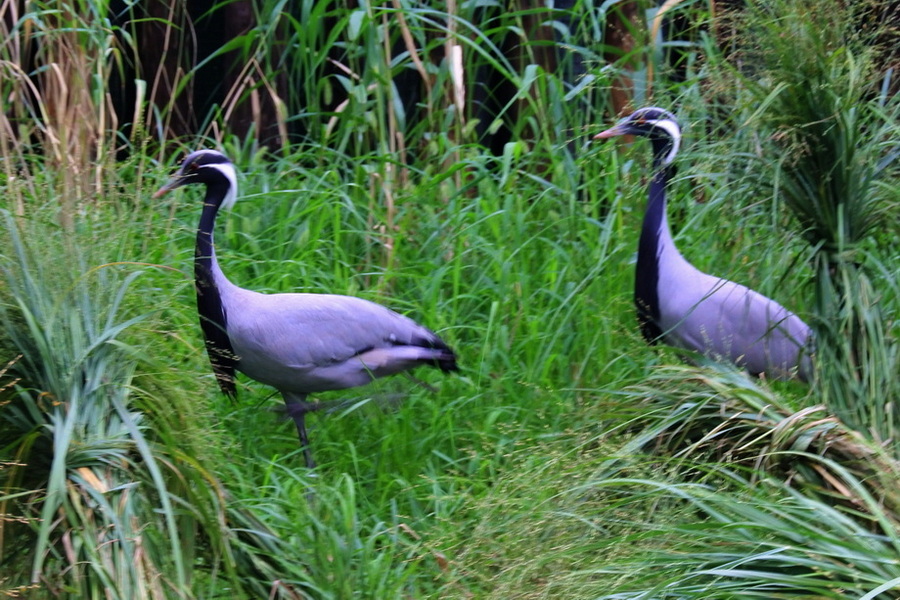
195, 185, 238, 397
634, 149, 679, 343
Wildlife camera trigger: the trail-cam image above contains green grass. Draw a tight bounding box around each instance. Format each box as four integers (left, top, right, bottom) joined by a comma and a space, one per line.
719, 0, 900, 442
0, 0, 898, 598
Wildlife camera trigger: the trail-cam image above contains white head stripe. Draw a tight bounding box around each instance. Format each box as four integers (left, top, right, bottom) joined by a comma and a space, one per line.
206, 162, 238, 210
651, 118, 681, 165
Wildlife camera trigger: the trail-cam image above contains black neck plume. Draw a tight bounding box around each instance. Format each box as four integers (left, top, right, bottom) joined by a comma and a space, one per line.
195, 184, 238, 397
634, 145, 674, 344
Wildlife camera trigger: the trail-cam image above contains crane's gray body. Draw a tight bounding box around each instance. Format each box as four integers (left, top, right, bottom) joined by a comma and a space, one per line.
597, 107, 813, 381
156, 149, 457, 468
209, 253, 453, 393
654, 216, 813, 380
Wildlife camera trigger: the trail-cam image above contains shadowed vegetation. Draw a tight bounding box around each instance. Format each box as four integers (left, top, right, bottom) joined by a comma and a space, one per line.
0, 0, 897, 597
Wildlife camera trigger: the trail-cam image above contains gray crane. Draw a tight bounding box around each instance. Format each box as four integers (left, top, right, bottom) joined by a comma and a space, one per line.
595, 107, 813, 381
154, 150, 458, 468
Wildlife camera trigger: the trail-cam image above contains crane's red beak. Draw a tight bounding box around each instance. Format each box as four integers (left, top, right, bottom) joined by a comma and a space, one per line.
593, 124, 628, 139
152, 178, 180, 199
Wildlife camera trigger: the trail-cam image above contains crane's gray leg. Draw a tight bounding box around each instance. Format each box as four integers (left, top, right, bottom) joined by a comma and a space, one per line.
282, 392, 316, 469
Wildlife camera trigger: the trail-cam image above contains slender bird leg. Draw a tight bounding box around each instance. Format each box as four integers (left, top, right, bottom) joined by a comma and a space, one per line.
282, 392, 316, 469
294, 411, 315, 470
402, 371, 438, 393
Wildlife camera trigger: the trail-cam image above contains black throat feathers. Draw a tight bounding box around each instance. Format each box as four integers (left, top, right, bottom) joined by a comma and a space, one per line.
194, 188, 238, 398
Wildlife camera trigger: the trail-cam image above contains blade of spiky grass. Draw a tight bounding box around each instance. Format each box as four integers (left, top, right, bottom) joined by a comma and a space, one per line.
862, 578, 900, 600
110, 395, 188, 591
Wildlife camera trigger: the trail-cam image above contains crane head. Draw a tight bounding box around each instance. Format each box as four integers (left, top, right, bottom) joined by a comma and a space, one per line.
594, 107, 681, 166
153, 149, 238, 210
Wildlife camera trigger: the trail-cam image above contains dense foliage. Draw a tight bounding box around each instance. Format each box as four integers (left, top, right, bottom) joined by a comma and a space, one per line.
0, 0, 897, 597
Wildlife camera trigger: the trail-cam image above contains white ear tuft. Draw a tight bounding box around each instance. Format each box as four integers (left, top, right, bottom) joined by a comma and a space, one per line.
653, 118, 682, 166
209, 162, 239, 210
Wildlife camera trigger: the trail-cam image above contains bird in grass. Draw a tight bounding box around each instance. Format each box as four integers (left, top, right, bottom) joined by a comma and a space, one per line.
595, 107, 813, 381
154, 149, 458, 468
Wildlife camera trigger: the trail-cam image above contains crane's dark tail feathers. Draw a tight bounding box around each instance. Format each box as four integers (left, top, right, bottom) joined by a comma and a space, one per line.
431, 349, 459, 373
424, 338, 459, 373
411, 330, 459, 373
